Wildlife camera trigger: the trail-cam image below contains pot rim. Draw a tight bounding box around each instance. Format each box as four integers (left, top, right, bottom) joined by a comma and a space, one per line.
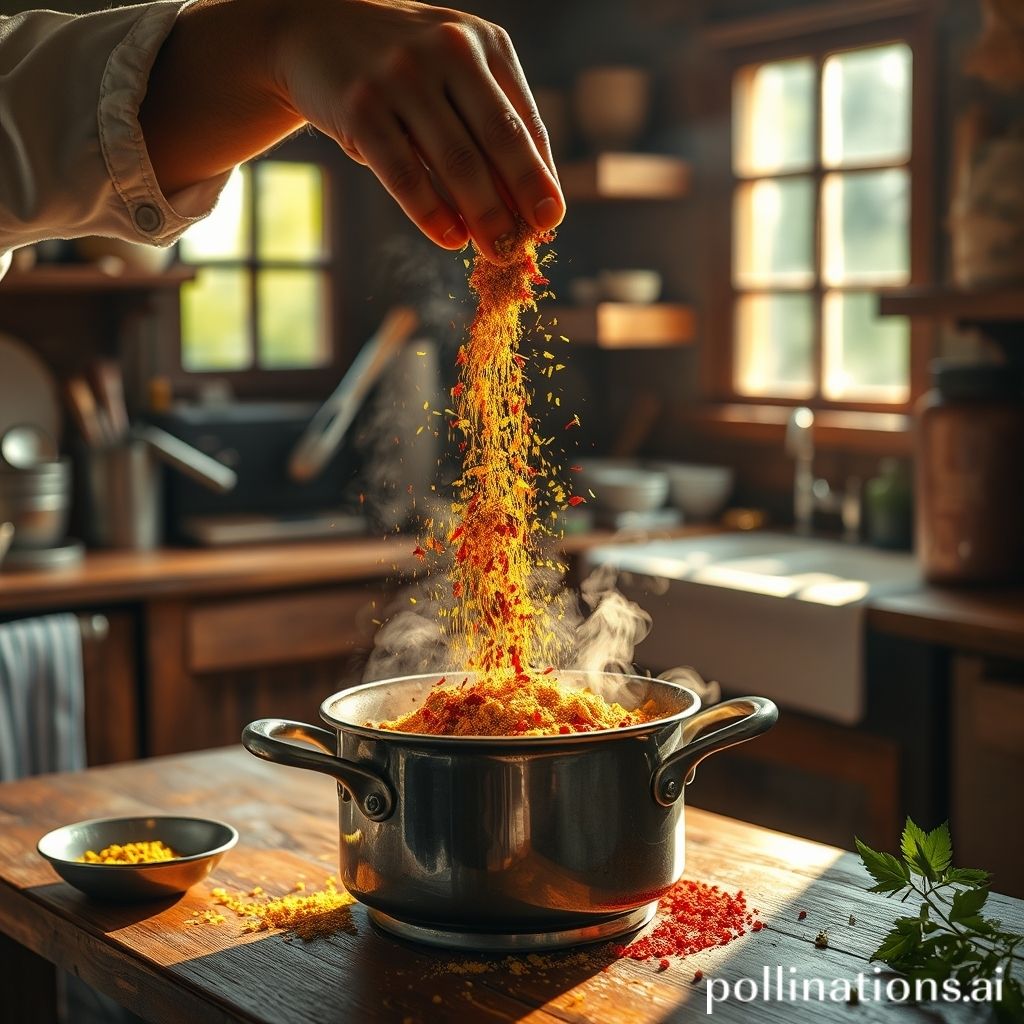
319, 670, 702, 746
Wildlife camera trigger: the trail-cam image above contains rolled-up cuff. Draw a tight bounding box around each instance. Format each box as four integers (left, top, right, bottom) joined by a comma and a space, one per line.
98, 0, 231, 248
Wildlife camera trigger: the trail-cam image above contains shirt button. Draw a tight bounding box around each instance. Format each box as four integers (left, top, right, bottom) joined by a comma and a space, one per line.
133, 203, 163, 234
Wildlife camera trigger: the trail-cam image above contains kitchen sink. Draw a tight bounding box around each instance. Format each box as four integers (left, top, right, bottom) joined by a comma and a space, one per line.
583, 532, 921, 724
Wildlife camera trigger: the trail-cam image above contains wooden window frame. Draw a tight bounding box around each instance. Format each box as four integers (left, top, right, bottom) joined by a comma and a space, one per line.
695, 1, 937, 440
168, 133, 350, 400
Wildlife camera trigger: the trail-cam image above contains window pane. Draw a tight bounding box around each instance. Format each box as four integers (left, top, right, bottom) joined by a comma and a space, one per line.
179, 167, 249, 261
257, 270, 330, 368
823, 291, 909, 403
734, 177, 815, 288
180, 269, 251, 371
735, 293, 815, 398
256, 163, 326, 261
822, 43, 911, 168
822, 169, 909, 286
734, 58, 815, 176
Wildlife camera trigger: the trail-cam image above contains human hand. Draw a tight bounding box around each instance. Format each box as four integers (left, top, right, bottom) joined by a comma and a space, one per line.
273, 0, 565, 260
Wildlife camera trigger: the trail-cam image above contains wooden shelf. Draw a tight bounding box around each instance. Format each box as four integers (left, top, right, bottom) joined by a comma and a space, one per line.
877, 286, 1024, 324
545, 302, 694, 348
1, 264, 196, 294
560, 153, 690, 201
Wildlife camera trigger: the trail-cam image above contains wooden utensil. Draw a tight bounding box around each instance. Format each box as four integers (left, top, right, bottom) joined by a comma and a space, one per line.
91, 360, 130, 441
288, 306, 419, 482
65, 377, 105, 447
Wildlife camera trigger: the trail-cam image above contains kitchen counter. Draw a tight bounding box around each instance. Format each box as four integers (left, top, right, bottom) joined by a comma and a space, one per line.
0, 525, 710, 614
3, 746, 1021, 1024
867, 586, 1024, 661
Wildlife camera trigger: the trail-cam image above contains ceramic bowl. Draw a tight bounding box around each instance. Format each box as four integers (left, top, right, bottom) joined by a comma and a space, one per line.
581, 463, 669, 514
598, 269, 662, 304
38, 815, 238, 902
654, 462, 735, 520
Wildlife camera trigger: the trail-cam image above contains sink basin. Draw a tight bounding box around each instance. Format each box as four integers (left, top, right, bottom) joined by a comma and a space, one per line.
583, 533, 920, 724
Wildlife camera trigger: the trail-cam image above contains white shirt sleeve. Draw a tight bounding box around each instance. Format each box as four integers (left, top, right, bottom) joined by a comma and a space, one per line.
0, 2, 231, 274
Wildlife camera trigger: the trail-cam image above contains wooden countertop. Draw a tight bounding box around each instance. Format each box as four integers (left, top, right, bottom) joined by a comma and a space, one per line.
867, 586, 1024, 661
4, 747, 1020, 1023
0, 536, 414, 612
0, 526, 711, 614
3, 528, 1023, 660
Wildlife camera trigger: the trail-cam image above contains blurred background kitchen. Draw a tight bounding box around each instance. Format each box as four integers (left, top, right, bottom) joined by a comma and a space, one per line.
2, 0, 1023, 895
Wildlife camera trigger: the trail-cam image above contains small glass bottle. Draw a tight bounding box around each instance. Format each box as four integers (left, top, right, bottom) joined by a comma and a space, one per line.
915, 362, 1024, 583
865, 458, 912, 550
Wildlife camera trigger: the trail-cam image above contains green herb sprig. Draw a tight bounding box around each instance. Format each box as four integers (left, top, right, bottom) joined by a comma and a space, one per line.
857, 818, 1023, 1022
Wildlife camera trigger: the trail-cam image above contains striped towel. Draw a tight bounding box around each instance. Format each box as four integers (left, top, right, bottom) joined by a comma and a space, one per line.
0, 614, 85, 781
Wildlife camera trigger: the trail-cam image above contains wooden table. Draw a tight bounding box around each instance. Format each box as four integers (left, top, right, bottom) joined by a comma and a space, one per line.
1, 749, 1020, 1024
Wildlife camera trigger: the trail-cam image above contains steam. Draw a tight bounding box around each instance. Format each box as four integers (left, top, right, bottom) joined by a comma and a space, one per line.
362, 558, 720, 704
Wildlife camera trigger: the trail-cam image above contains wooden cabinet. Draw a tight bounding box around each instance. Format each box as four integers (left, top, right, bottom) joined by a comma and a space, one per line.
145, 582, 387, 756
81, 610, 140, 767
952, 654, 1024, 898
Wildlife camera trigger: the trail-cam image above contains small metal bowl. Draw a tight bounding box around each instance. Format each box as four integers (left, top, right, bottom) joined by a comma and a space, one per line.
37, 816, 238, 902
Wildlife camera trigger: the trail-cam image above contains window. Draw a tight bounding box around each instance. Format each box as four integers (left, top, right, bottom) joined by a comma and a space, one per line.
178, 160, 331, 373
723, 34, 919, 409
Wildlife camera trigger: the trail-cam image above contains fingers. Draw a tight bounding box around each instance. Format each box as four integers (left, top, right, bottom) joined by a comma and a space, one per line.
345, 91, 469, 250
446, 72, 564, 239
395, 88, 523, 262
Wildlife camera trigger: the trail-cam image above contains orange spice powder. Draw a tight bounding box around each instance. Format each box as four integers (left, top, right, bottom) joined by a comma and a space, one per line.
386, 227, 658, 737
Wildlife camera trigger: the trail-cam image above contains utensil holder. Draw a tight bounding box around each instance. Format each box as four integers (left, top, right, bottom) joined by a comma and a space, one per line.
83, 440, 163, 550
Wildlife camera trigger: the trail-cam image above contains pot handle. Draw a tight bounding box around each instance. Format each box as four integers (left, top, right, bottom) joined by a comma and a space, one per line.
651, 697, 778, 807
242, 719, 396, 822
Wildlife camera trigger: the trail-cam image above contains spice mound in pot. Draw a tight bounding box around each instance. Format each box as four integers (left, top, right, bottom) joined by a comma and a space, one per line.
79, 840, 179, 864
376, 673, 660, 737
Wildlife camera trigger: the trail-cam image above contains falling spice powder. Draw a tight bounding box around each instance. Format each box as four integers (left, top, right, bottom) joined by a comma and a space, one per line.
381, 225, 664, 737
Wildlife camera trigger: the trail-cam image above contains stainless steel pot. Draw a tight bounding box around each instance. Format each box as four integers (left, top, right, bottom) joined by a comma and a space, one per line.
242, 671, 777, 951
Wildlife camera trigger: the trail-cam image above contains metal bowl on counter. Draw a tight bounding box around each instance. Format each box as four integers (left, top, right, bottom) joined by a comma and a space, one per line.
243, 672, 777, 951
37, 815, 238, 902
0, 459, 71, 549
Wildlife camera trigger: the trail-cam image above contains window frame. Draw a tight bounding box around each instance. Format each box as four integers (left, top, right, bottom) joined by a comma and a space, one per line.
169, 133, 350, 400
697, 6, 936, 421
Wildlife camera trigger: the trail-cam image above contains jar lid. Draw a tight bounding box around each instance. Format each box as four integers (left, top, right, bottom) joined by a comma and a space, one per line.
932, 361, 1023, 401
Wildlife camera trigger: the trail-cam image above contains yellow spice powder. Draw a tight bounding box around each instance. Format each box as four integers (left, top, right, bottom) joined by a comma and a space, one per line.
378, 673, 659, 737
79, 840, 178, 864
186, 876, 356, 941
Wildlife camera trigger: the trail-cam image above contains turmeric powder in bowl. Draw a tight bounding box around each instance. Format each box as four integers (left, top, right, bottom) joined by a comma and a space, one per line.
79, 840, 179, 864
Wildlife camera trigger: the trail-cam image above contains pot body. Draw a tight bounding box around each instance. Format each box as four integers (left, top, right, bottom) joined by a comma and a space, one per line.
335, 716, 686, 932
244, 672, 777, 941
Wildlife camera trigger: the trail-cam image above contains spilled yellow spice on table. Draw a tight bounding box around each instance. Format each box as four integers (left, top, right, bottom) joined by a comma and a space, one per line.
186, 876, 355, 941
381, 226, 660, 737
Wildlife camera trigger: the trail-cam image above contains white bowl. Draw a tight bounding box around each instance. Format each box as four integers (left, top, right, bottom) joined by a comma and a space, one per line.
598, 269, 662, 304
654, 463, 734, 520
581, 464, 669, 514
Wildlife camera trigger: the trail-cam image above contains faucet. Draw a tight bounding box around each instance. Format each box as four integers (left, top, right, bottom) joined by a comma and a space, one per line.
785, 407, 861, 542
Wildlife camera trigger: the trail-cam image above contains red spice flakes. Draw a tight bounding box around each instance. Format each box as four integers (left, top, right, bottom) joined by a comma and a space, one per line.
798, 909, 807, 920
567, 495, 586, 507
657, 959, 670, 972
693, 970, 704, 983
614, 880, 757, 962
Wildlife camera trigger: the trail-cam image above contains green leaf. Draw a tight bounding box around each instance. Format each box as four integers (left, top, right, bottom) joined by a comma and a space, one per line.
951, 886, 989, 924
945, 867, 990, 887
901, 818, 929, 867
871, 925, 919, 965
994, 977, 1024, 1024
923, 822, 953, 874
856, 837, 910, 894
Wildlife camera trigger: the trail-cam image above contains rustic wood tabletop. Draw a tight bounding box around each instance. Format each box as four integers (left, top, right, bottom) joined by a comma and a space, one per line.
1, 747, 1020, 1024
